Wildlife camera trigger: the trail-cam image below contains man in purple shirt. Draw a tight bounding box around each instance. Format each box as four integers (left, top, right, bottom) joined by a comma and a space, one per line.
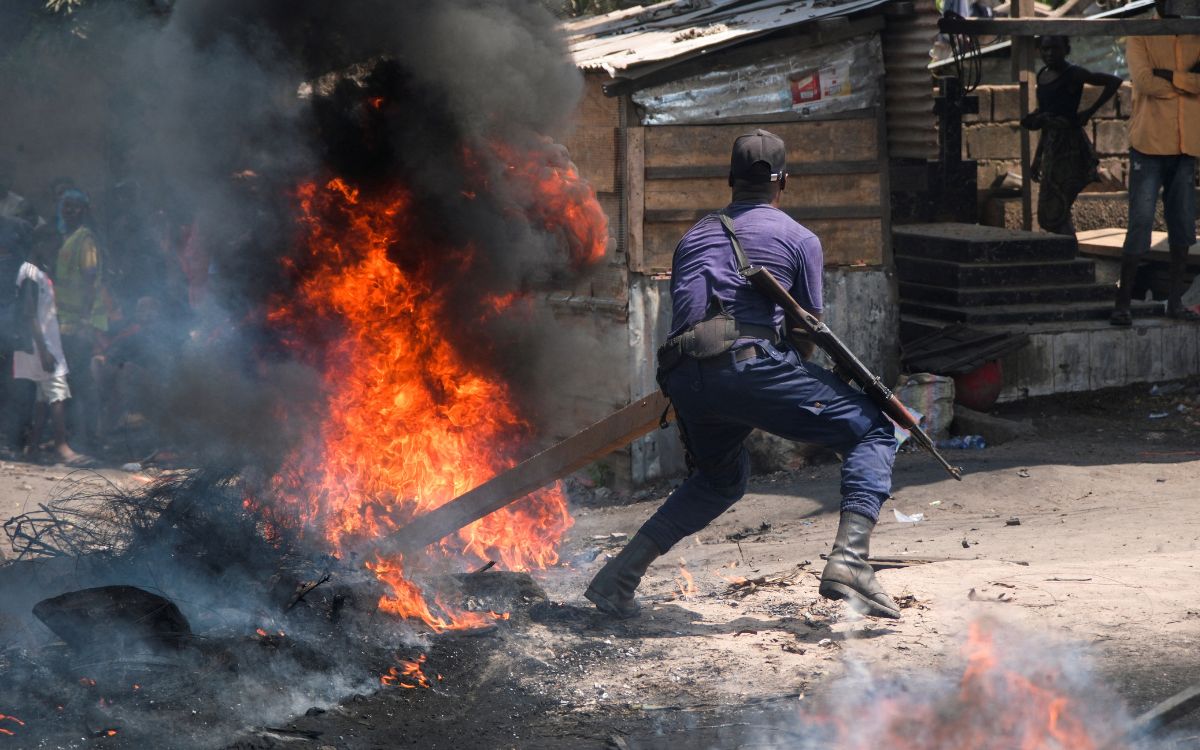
586, 130, 900, 620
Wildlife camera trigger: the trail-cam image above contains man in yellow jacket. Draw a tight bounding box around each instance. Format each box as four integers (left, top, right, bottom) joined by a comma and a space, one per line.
1113, 0, 1200, 325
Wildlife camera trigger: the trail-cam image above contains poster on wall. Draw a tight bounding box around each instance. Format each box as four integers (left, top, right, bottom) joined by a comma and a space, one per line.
633, 34, 883, 125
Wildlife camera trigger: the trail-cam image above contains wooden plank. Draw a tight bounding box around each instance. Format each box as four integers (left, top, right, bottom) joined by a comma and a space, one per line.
938, 17, 1200, 35
560, 125, 617, 194
644, 173, 881, 211
1131, 683, 1200, 734
645, 206, 882, 223
379, 392, 673, 555
645, 160, 881, 180
626, 126, 645, 272
645, 119, 878, 167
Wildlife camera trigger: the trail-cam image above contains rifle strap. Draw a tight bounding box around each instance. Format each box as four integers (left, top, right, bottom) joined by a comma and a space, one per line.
716, 211, 753, 277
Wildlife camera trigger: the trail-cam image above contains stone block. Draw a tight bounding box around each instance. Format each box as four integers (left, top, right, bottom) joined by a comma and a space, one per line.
1093, 120, 1129, 156
1116, 82, 1133, 118
991, 85, 1021, 122
965, 87, 992, 123
1083, 85, 1118, 118
977, 159, 1022, 188
965, 123, 1021, 160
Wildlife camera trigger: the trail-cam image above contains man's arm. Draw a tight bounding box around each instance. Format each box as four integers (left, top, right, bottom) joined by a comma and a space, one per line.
1130, 36, 1179, 98
19, 278, 55, 373
1076, 68, 1123, 124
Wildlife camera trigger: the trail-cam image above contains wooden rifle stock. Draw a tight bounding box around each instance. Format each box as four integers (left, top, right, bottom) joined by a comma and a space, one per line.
743, 266, 963, 481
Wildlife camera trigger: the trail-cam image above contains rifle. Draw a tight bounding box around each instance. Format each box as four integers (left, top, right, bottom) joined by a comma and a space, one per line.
747, 265, 962, 481
716, 212, 961, 481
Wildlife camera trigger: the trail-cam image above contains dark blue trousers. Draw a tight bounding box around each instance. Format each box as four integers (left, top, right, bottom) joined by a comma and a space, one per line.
639, 340, 896, 553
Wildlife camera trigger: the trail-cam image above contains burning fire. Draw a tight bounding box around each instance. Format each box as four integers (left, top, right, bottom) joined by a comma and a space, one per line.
0, 714, 24, 737
270, 139, 604, 630
382, 654, 431, 689
675, 559, 697, 598
815, 620, 1131, 749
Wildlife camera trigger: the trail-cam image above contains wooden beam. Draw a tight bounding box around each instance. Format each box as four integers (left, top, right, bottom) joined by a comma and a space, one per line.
377, 392, 672, 554
1131, 683, 1200, 734
938, 17, 1200, 35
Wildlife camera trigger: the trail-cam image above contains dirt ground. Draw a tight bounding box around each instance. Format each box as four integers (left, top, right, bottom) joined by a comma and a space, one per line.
2, 381, 1199, 749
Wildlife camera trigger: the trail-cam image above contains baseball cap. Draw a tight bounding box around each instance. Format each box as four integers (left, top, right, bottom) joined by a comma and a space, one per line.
728, 129, 787, 185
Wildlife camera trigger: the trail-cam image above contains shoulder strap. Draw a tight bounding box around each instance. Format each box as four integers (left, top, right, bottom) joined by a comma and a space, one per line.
716, 210, 752, 277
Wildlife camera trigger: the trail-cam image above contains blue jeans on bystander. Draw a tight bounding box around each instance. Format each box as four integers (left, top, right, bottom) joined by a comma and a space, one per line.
1123, 148, 1197, 256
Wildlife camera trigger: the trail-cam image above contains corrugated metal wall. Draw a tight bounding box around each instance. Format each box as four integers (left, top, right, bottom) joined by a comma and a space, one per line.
882, 0, 939, 159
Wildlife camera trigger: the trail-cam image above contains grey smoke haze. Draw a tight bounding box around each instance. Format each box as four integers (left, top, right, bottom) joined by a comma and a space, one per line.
0, 0, 588, 469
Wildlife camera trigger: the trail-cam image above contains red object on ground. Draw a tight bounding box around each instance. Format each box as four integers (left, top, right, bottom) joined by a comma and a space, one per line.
953, 359, 1003, 411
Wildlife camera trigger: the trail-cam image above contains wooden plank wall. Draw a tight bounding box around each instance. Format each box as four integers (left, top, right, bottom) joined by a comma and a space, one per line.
631, 113, 886, 274
559, 73, 623, 256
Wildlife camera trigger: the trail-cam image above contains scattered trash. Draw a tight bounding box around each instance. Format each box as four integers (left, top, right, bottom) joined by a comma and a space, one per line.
1149, 411, 1171, 419
936, 435, 987, 450
1005, 517, 1021, 526
120, 462, 142, 473
1016, 469, 1031, 478
721, 564, 807, 598
893, 509, 925, 524
961, 539, 970, 548
781, 643, 806, 655
1150, 383, 1185, 397
817, 638, 834, 647
929, 500, 942, 506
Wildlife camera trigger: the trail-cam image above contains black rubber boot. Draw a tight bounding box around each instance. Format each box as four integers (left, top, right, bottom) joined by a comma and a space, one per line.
1110, 257, 1138, 327
584, 532, 662, 618
1166, 245, 1199, 320
819, 511, 901, 620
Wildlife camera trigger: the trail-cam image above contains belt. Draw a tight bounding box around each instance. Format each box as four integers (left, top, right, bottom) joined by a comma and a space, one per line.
698, 343, 769, 367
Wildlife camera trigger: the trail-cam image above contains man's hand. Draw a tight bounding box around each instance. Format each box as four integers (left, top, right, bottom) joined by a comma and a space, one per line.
1076, 109, 1096, 127
1153, 68, 1175, 82
1019, 111, 1044, 130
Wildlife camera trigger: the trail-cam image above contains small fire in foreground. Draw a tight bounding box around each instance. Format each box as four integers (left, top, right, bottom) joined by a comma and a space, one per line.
270, 139, 604, 631
810, 620, 1136, 750
0, 713, 25, 736
382, 654, 431, 690
675, 559, 697, 598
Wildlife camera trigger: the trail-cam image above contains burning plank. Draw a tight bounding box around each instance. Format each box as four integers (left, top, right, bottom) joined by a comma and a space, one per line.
377, 392, 671, 555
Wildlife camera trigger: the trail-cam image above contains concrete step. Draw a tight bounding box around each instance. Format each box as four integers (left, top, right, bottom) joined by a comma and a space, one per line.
893, 222, 1078, 263
899, 299, 1163, 326
899, 281, 1115, 307
895, 255, 1096, 287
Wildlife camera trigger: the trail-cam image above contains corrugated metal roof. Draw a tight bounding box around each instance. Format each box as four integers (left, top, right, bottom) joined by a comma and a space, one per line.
564, 0, 892, 77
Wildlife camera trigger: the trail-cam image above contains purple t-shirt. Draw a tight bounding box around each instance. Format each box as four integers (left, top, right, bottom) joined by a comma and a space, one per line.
668, 202, 823, 337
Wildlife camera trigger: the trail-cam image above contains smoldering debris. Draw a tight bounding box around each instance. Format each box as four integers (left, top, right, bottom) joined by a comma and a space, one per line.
0, 468, 551, 748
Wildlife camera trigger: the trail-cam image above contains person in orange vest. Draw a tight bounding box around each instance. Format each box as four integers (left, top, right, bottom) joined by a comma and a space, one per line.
1113, 0, 1200, 325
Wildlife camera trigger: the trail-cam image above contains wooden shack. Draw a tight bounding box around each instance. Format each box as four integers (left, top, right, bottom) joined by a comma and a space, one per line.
550, 0, 937, 483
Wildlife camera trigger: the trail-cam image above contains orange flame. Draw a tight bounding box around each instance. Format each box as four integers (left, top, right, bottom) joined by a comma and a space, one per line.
381, 654, 431, 689
675, 559, 696, 598
270, 138, 602, 630
816, 620, 1121, 749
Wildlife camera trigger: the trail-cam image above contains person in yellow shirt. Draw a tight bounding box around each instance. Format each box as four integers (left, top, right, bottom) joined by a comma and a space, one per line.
1113, 0, 1200, 325
54, 188, 108, 449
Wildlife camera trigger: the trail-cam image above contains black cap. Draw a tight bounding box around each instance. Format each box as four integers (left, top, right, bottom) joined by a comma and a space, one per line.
729, 129, 787, 186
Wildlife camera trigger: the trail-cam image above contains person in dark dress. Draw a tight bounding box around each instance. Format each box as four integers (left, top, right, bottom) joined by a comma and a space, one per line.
1020, 36, 1121, 236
